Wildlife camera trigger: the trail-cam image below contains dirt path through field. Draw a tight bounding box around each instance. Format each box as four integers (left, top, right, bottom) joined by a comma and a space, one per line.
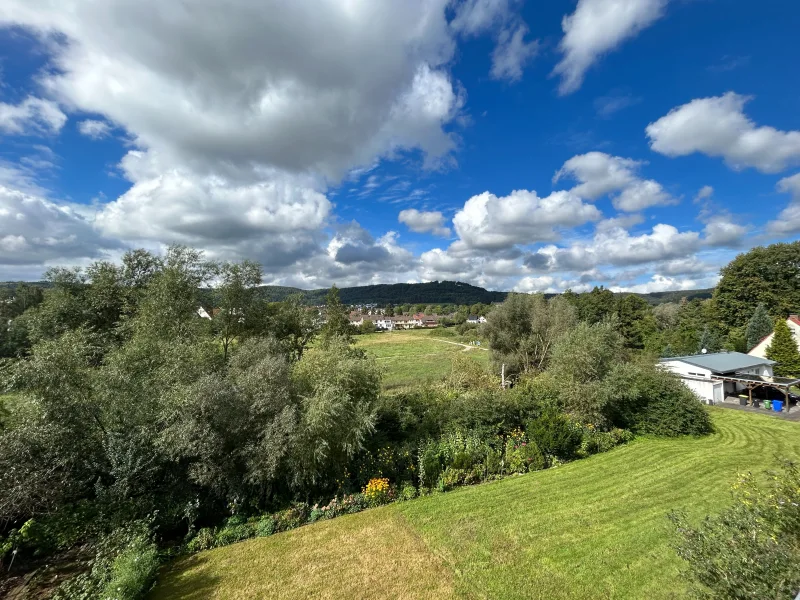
430, 338, 489, 352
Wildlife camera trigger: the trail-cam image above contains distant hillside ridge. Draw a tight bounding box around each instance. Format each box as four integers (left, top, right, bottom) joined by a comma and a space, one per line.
253, 281, 714, 306
1, 279, 714, 307
254, 281, 508, 305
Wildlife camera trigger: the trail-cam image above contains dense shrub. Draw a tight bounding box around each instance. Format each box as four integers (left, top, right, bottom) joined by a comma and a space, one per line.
579, 427, 634, 456
101, 534, 160, 600
526, 411, 582, 460
52, 522, 159, 600
504, 429, 546, 474
670, 462, 800, 599
603, 362, 714, 436
186, 527, 215, 552
214, 516, 254, 547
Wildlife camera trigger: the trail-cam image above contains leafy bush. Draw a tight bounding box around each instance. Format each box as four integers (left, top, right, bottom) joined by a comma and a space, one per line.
398, 482, 417, 501
53, 521, 159, 600
417, 430, 492, 489
505, 429, 545, 474
604, 361, 714, 436
526, 410, 582, 460
214, 516, 254, 547
580, 427, 634, 456
186, 527, 215, 552
273, 502, 311, 533
670, 462, 800, 599
101, 533, 160, 600
255, 515, 276, 535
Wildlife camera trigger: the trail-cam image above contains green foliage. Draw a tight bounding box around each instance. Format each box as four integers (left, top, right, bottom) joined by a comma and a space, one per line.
214, 516, 254, 547
211, 259, 265, 359
715, 241, 800, 327
670, 461, 800, 600
616, 294, 656, 349
186, 528, 216, 552
359, 319, 377, 334
579, 427, 634, 456
53, 522, 159, 600
485, 293, 576, 376
319, 285, 352, 346
765, 318, 800, 377
603, 361, 714, 436
504, 429, 545, 474
745, 303, 773, 350
526, 411, 582, 460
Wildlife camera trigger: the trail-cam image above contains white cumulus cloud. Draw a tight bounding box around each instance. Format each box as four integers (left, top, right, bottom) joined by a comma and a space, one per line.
452, 189, 601, 251
398, 209, 451, 237
647, 92, 800, 173
554, 151, 674, 211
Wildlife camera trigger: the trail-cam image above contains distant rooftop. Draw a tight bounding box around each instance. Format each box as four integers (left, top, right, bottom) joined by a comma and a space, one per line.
660, 351, 775, 374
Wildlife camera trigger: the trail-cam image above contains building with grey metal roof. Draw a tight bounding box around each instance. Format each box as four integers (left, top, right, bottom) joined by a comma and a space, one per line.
659, 352, 775, 375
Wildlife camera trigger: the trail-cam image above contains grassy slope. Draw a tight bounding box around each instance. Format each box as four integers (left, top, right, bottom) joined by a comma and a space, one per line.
151, 409, 800, 600
355, 329, 489, 389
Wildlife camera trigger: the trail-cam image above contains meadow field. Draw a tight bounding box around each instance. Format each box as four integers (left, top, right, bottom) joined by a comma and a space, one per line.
150, 408, 800, 600
354, 329, 490, 388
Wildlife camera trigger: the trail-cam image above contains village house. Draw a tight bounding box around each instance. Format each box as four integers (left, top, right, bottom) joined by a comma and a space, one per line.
659, 351, 799, 411
466, 315, 487, 324
748, 314, 800, 358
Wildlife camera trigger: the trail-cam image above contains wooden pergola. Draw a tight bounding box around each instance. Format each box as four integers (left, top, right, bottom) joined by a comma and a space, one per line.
715, 373, 800, 413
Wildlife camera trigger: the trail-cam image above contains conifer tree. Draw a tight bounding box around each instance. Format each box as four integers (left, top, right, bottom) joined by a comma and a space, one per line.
746, 304, 773, 351
765, 318, 800, 377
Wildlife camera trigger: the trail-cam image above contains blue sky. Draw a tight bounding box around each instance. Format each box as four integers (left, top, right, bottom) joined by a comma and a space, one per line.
1, 0, 799, 293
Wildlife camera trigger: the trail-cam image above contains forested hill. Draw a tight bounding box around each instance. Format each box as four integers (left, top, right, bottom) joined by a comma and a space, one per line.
1, 279, 713, 306
254, 281, 509, 305
253, 280, 714, 306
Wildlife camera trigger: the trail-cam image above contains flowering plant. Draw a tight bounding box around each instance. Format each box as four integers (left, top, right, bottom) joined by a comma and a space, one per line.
363, 477, 391, 506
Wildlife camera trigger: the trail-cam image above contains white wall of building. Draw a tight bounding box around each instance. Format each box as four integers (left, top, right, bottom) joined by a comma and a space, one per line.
749, 318, 800, 358
660, 360, 723, 404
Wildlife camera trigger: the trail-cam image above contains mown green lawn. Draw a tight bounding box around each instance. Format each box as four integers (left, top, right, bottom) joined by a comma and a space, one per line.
150, 409, 800, 599
355, 329, 490, 389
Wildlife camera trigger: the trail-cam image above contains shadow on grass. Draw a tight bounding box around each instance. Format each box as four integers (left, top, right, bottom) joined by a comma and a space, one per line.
149, 554, 222, 600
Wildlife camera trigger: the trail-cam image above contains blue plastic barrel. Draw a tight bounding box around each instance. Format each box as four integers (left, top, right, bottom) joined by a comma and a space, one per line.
772, 400, 784, 412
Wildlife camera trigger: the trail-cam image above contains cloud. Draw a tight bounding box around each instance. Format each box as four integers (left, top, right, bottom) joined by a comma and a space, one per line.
702, 216, 747, 247
527, 223, 702, 272
0, 185, 119, 271
646, 92, 800, 173
0, 96, 67, 135
490, 23, 539, 82
610, 273, 719, 294
694, 185, 713, 202
767, 173, 800, 235
554, 151, 675, 211
451, 0, 536, 83
2, 0, 463, 181
553, 0, 668, 95
594, 90, 641, 118
77, 119, 112, 139
452, 189, 601, 251
398, 209, 451, 237
0, 0, 480, 280
450, 0, 515, 36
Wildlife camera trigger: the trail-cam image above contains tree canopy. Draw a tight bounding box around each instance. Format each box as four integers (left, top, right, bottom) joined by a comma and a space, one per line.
715, 241, 800, 327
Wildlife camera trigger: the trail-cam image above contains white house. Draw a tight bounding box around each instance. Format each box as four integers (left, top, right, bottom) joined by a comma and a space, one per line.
748, 315, 800, 358
659, 352, 775, 405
